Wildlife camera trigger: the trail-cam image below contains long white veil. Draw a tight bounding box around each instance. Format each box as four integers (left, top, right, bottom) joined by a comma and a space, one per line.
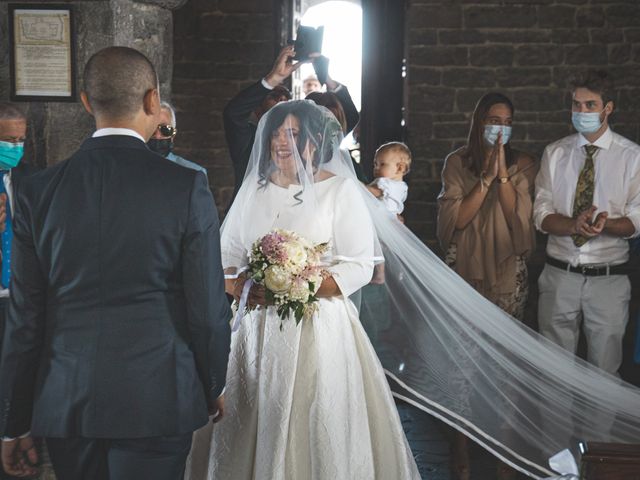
222, 100, 640, 479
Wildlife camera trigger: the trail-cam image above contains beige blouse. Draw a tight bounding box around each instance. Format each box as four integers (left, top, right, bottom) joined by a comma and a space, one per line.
437, 148, 538, 295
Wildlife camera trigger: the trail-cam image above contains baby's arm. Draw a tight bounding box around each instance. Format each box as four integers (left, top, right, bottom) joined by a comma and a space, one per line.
366, 178, 383, 198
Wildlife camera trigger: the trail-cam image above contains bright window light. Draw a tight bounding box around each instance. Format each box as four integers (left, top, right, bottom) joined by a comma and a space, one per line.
300, 1, 362, 111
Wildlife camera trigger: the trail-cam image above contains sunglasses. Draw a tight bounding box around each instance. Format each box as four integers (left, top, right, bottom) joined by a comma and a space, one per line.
157, 124, 177, 137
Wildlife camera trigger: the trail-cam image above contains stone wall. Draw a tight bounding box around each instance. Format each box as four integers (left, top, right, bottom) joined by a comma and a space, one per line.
405, 0, 640, 250
0, 0, 177, 168
172, 0, 277, 210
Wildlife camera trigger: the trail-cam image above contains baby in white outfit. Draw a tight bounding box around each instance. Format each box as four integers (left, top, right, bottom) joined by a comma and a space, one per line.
366, 142, 411, 284
366, 141, 411, 216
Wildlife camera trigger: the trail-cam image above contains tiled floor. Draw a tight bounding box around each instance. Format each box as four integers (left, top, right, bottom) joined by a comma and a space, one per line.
30, 403, 521, 480
397, 400, 530, 480
21, 389, 640, 480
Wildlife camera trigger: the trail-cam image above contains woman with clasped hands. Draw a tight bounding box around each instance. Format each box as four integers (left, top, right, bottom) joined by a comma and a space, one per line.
436, 92, 538, 480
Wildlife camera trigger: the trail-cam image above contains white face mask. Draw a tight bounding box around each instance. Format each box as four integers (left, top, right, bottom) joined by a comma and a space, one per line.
483, 125, 512, 146
571, 110, 604, 134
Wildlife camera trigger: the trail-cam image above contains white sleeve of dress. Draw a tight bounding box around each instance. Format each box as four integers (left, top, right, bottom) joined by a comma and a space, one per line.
220, 213, 249, 277
327, 179, 376, 298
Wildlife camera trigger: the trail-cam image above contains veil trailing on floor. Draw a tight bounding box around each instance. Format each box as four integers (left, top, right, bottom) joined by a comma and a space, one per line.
222, 100, 640, 479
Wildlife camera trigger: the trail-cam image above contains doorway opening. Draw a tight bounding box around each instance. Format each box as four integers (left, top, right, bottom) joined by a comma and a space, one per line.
294, 1, 362, 112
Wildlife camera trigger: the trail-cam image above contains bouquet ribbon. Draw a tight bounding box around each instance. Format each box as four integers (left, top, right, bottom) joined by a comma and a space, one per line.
232, 278, 254, 333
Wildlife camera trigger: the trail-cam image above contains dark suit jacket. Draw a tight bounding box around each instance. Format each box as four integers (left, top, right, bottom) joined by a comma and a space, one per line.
223, 80, 269, 197
10, 161, 40, 191
0, 160, 40, 358
333, 84, 359, 135
0, 135, 231, 439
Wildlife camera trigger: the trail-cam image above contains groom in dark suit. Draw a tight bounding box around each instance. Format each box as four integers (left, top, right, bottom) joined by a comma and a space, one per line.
0, 47, 231, 479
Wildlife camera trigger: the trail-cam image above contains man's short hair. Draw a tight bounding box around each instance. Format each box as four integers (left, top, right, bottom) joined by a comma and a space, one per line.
83, 46, 158, 119
375, 141, 412, 173
160, 101, 177, 127
0, 103, 26, 122
569, 70, 615, 106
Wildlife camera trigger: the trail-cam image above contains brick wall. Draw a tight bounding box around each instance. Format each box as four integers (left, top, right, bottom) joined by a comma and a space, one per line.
405, 0, 640, 250
172, 0, 640, 238
172, 0, 640, 370
172, 0, 277, 211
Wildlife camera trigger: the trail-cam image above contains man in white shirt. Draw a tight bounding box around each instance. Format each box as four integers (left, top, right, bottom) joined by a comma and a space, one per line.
533, 70, 640, 375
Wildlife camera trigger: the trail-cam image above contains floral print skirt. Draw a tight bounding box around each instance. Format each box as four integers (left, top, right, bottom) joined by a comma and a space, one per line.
445, 243, 528, 321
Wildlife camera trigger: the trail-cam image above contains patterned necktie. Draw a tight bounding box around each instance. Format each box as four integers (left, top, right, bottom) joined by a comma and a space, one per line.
572, 144, 598, 247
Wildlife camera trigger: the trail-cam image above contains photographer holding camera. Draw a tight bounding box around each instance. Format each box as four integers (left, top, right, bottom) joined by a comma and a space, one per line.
223, 46, 298, 199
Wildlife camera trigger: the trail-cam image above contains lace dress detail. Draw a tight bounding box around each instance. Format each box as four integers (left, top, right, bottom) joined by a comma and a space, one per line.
185, 177, 420, 480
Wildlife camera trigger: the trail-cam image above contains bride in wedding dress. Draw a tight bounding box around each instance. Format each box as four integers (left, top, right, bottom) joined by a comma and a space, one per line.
187, 100, 420, 479
186, 100, 640, 480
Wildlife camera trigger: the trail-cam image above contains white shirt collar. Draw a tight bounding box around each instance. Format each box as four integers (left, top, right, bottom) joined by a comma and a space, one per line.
92, 128, 146, 143
577, 126, 613, 151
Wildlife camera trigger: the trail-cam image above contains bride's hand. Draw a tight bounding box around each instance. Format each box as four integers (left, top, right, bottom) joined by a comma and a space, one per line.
231, 274, 248, 302
248, 284, 270, 307
208, 395, 225, 424
231, 275, 270, 307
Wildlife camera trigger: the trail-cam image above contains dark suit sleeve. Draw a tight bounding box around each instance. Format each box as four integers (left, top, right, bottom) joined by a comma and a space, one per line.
182, 172, 232, 401
223, 81, 271, 190
0, 186, 47, 437
333, 84, 359, 134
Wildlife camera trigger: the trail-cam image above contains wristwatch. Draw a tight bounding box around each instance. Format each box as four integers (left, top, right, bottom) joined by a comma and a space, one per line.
498, 176, 509, 184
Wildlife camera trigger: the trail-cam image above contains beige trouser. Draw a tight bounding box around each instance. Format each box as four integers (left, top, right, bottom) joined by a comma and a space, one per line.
537, 263, 631, 375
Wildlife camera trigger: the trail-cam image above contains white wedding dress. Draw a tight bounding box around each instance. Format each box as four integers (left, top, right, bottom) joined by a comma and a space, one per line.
185, 175, 420, 479
186, 100, 640, 479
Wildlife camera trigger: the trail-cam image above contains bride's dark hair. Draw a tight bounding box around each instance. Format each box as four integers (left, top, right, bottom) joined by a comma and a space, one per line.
257, 100, 341, 190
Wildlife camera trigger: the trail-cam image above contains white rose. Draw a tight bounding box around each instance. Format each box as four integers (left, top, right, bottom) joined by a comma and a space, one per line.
264, 265, 293, 294
286, 241, 308, 269
289, 279, 310, 302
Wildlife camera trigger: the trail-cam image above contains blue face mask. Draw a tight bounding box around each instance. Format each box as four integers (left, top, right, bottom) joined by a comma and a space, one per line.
572, 111, 604, 134
0, 141, 24, 170
483, 125, 512, 146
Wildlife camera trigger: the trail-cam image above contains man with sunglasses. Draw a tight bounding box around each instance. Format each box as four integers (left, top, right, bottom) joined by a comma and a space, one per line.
148, 102, 207, 177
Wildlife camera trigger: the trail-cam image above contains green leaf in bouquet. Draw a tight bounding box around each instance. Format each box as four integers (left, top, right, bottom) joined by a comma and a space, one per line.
276, 303, 289, 319
294, 302, 305, 325
266, 289, 275, 304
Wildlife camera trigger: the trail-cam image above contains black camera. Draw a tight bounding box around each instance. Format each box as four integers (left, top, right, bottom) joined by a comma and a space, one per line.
293, 25, 324, 61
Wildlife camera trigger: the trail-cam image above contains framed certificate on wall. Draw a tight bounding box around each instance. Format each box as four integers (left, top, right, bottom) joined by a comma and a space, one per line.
8, 4, 76, 101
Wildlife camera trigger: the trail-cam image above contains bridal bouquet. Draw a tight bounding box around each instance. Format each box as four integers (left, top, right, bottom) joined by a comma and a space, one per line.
246, 229, 329, 326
